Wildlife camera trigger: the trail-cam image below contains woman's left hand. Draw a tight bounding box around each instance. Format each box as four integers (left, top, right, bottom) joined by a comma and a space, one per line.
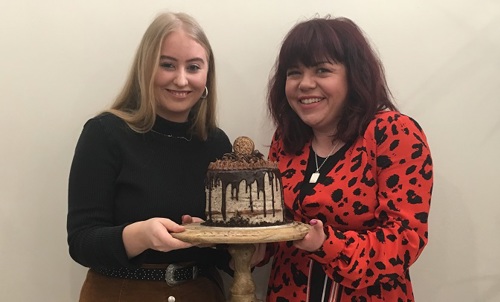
293, 219, 327, 252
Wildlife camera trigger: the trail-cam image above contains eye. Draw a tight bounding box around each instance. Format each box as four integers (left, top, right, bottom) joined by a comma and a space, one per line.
160, 62, 175, 70
316, 67, 331, 74
286, 69, 300, 77
187, 64, 201, 73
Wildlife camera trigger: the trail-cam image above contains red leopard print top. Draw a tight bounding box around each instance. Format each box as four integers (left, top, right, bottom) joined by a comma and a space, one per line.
265, 111, 433, 302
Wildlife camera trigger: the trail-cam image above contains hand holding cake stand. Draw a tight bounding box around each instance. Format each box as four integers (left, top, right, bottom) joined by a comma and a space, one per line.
172, 221, 310, 302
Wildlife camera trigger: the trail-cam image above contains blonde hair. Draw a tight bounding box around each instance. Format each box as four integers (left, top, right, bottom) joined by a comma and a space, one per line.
108, 12, 217, 140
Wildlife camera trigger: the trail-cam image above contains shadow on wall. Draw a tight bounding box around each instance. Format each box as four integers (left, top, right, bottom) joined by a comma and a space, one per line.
412, 173, 487, 301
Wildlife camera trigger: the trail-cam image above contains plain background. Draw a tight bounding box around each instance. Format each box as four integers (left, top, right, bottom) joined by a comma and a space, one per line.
1, 0, 499, 301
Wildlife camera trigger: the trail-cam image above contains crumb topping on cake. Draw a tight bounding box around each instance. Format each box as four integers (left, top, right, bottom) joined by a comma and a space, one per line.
203, 212, 288, 227
209, 136, 278, 170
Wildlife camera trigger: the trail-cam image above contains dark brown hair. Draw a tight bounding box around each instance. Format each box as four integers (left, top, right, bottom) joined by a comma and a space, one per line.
267, 16, 397, 154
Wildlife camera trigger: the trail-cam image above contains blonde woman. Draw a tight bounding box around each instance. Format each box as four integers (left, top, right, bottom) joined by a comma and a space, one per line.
67, 12, 230, 301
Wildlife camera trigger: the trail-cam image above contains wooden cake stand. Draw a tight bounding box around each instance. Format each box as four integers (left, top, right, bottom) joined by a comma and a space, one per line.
172, 222, 310, 302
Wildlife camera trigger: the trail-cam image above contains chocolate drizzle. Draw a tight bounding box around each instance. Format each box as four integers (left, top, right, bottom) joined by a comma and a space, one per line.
205, 168, 283, 221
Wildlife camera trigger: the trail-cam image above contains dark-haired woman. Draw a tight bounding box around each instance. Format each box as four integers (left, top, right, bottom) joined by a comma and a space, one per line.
260, 16, 433, 302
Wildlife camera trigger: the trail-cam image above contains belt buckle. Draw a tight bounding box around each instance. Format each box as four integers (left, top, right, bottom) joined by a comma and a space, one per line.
165, 263, 198, 286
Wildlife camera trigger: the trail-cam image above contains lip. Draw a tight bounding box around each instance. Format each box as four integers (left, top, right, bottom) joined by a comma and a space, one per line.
166, 89, 191, 98
298, 97, 323, 105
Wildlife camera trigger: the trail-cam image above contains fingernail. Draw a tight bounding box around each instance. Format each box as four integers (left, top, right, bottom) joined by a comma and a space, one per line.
310, 219, 317, 225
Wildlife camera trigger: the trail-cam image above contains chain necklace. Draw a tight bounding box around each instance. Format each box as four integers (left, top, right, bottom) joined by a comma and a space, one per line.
309, 140, 341, 183
150, 129, 192, 141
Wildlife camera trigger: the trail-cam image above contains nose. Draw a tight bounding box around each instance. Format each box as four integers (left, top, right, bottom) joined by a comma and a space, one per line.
298, 72, 316, 90
173, 69, 188, 87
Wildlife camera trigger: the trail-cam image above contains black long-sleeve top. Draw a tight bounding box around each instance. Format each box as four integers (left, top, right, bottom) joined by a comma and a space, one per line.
67, 113, 232, 268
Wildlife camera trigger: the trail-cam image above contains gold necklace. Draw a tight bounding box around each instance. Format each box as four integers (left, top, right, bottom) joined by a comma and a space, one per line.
309, 140, 341, 183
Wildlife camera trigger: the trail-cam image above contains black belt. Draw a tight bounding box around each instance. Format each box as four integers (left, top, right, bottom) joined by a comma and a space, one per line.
93, 262, 202, 286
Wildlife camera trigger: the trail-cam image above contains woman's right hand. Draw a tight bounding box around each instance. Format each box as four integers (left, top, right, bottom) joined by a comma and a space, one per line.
122, 218, 194, 258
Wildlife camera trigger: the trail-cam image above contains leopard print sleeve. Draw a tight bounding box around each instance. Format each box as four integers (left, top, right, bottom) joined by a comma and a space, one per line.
308, 112, 433, 290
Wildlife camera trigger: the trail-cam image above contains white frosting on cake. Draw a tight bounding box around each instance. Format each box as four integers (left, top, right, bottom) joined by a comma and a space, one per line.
206, 169, 284, 226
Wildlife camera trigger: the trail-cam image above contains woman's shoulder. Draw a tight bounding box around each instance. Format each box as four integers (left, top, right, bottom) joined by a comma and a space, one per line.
206, 127, 232, 153
83, 112, 130, 132
85, 112, 123, 127
364, 110, 428, 146
207, 127, 229, 142
79, 112, 132, 143
373, 110, 405, 121
370, 110, 424, 132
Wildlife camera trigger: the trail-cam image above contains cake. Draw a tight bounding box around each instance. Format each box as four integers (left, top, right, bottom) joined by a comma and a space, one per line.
203, 136, 286, 227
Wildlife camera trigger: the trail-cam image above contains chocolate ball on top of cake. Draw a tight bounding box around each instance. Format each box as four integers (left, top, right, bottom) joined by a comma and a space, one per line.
203, 136, 286, 227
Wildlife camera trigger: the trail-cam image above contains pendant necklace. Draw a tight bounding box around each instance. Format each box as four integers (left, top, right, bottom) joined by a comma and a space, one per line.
150, 129, 192, 141
309, 141, 340, 183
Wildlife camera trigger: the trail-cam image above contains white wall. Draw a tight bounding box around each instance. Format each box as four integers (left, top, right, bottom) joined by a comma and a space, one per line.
1, 0, 499, 301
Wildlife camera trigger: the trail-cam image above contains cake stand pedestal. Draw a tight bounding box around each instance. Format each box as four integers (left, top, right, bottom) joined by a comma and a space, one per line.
172, 222, 309, 302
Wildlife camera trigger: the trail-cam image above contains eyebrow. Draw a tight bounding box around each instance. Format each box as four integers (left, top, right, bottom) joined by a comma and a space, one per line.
159, 55, 206, 64
310, 60, 335, 67
287, 60, 336, 69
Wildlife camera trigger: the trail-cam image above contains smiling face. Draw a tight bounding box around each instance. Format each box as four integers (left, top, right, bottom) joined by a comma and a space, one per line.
153, 29, 208, 122
285, 61, 348, 134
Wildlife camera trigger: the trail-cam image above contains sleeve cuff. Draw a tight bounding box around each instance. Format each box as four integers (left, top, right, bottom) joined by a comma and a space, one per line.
308, 227, 346, 264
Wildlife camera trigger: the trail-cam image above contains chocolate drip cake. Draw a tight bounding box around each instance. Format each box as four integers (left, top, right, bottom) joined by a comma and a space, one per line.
203, 136, 286, 227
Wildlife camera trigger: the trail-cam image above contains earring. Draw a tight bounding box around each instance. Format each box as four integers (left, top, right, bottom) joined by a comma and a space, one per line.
200, 86, 208, 99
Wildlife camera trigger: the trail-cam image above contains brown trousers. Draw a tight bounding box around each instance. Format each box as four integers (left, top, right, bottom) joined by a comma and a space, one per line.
79, 269, 226, 302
